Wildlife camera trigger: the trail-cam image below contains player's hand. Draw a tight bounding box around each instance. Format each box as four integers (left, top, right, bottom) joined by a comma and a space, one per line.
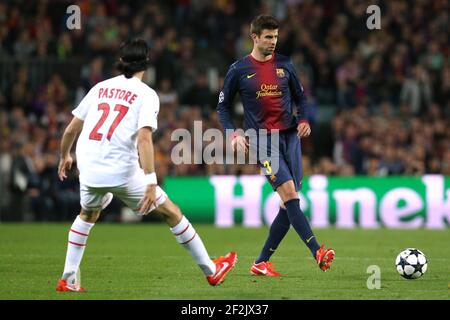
297, 122, 311, 138
58, 155, 73, 181
138, 184, 157, 215
231, 135, 249, 153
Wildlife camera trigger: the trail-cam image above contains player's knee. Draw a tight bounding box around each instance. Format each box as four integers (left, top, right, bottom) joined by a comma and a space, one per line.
280, 191, 299, 203
165, 204, 182, 221
156, 198, 184, 226
285, 192, 299, 201
80, 210, 101, 223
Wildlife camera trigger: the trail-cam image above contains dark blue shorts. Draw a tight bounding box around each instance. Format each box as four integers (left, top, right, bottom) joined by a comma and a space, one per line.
255, 128, 303, 191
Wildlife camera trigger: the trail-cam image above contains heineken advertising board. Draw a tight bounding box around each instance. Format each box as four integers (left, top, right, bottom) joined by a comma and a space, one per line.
163, 175, 450, 229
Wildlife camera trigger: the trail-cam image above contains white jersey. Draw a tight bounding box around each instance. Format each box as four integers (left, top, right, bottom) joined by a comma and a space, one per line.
73, 75, 159, 187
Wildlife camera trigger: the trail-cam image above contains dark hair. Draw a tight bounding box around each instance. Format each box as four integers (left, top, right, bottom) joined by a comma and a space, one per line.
250, 15, 279, 36
115, 39, 151, 78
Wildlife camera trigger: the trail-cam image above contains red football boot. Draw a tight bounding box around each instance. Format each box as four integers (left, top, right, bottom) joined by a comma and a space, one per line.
56, 270, 85, 292
207, 252, 238, 286
316, 244, 335, 271
250, 261, 281, 277
56, 279, 85, 292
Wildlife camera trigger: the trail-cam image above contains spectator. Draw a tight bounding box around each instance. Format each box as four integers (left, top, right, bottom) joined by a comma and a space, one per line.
400, 65, 432, 115
0, 0, 448, 220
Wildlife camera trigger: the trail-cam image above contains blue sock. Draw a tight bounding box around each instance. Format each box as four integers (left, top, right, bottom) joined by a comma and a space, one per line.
255, 207, 290, 263
284, 198, 320, 257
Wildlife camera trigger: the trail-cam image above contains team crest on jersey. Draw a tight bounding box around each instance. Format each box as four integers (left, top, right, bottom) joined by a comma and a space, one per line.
276, 68, 285, 78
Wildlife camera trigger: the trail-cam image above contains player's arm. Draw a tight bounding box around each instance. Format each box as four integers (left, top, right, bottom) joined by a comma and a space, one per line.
217, 64, 248, 152
136, 89, 160, 214
217, 64, 238, 131
58, 85, 96, 181
137, 127, 158, 215
58, 116, 84, 181
288, 61, 311, 138
137, 127, 156, 174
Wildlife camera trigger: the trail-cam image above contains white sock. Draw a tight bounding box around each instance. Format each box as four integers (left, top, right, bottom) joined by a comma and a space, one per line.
170, 216, 216, 276
62, 215, 95, 277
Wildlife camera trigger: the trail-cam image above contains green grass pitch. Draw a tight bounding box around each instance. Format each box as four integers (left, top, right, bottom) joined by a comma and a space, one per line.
0, 223, 449, 300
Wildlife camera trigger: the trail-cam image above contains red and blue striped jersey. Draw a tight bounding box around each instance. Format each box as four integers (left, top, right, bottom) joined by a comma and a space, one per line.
217, 53, 309, 132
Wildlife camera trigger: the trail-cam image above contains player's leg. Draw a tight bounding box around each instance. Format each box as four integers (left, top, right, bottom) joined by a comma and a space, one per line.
279, 131, 334, 271
276, 180, 320, 255
255, 204, 290, 263
117, 173, 237, 286
56, 186, 113, 292
251, 204, 290, 276
154, 197, 216, 275
154, 198, 237, 285
277, 180, 334, 270
251, 133, 291, 276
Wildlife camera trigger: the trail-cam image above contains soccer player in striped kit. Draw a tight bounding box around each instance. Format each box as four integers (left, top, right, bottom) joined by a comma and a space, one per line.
217, 15, 334, 276
56, 39, 237, 292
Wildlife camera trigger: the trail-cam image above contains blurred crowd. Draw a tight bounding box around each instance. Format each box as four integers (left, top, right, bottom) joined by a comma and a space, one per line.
0, 0, 449, 220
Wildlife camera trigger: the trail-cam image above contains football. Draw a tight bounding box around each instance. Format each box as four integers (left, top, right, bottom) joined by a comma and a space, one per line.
395, 248, 428, 279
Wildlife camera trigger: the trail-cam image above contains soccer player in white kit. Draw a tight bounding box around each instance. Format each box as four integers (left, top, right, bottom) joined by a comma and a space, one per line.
56, 39, 237, 291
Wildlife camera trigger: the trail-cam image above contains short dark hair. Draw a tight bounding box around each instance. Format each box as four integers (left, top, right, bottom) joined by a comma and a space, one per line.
250, 15, 279, 36
115, 39, 151, 78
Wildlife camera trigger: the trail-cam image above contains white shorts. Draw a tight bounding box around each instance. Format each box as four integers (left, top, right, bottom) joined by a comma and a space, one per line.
79, 170, 168, 214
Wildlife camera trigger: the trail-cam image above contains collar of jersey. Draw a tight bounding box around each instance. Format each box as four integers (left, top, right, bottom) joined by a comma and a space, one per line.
248, 52, 275, 65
